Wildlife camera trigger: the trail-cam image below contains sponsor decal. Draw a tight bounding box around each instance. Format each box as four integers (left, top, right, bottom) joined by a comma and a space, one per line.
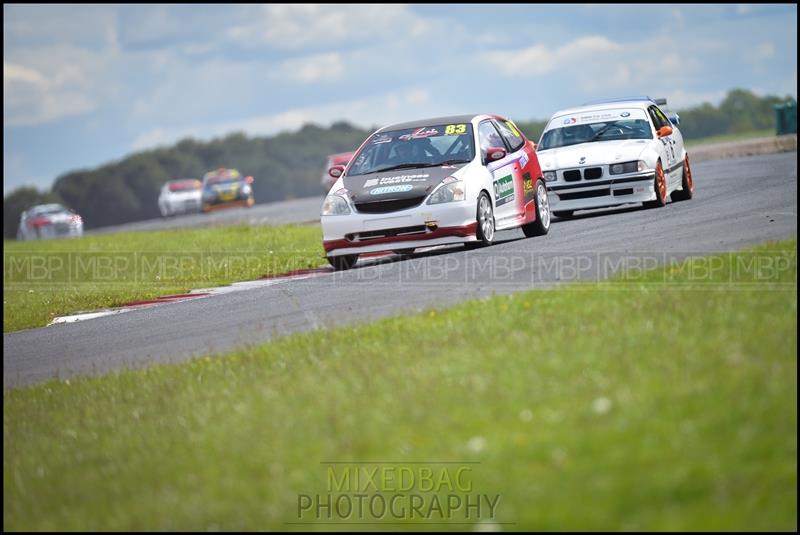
493, 175, 514, 206
519, 152, 529, 168
369, 184, 414, 195
399, 127, 439, 140
372, 134, 392, 144
365, 174, 430, 188
523, 172, 533, 195
444, 124, 468, 135
563, 117, 577, 125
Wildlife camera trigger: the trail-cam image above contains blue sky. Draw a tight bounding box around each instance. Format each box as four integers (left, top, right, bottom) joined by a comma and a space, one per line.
3, 4, 797, 192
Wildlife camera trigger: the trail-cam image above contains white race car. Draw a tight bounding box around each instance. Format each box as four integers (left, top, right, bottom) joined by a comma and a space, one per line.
321, 114, 552, 270
158, 179, 202, 217
17, 203, 83, 240
536, 97, 694, 218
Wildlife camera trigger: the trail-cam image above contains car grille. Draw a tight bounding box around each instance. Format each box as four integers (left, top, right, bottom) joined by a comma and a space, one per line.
584, 167, 603, 180
562, 167, 603, 181
558, 189, 610, 201
355, 197, 426, 214
347, 225, 428, 242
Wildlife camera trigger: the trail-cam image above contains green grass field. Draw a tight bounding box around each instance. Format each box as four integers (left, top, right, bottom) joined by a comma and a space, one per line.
3, 224, 326, 332
685, 129, 775, 148
3, 240, 797, 531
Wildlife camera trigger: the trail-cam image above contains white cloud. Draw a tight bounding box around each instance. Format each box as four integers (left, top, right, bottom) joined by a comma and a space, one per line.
483, 36, 622, 77
3, 60, 97, 127
131, 87, 439, 151
746, 42, 775, 63
4, 63, 48, 88
276, 52, 344, 84
228, 4, 433, 49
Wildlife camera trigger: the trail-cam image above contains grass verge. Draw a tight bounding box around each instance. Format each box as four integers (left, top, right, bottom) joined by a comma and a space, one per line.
3, 240, 797, 530
3, 224, 325, 332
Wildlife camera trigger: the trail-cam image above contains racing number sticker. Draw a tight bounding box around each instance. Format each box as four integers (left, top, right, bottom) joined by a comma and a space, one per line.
444, 124, 467, 135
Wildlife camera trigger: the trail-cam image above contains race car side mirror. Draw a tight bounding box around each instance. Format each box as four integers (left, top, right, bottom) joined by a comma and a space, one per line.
657, 126, 673, 138
329, 165, 345, 178
484, 147, 506, 164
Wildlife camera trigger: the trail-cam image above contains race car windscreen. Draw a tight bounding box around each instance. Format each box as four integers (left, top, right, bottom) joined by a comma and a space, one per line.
31, 205, 69, 216
539, 109, 653, 150
347, 123, 475, 176
204, 170, 241, 185
168, 180, 200, 192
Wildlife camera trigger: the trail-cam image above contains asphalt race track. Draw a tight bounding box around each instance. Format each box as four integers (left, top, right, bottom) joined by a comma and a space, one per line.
4, 153, 797, 387
86, 195, 324, 234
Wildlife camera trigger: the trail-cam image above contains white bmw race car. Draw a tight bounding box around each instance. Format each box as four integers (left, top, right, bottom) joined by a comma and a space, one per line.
536, 97, 694, 218
320, 114, 552, 270
158, 179, 202, 217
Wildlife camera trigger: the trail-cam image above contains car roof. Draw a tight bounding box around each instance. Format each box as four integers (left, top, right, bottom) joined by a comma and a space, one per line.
548, 100, 655, 120
378, 114, 483, 132
29, 203, 65, 213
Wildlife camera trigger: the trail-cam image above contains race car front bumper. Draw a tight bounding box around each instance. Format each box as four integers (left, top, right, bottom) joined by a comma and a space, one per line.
322, 200, 478, 257
547, 172, 656, 212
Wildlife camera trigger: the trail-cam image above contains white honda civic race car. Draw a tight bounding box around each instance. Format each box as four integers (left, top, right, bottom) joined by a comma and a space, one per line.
536, 97, 694, 219
321, 114, 552, 270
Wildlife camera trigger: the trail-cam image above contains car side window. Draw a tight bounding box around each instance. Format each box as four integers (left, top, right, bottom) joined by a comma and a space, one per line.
648, 105, 669, 130
653, 106, 671, 129
493, 119, 525, 152
478, 121, 505, 161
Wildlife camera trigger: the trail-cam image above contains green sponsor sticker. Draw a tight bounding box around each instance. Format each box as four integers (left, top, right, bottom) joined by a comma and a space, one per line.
494, 175, 514, 206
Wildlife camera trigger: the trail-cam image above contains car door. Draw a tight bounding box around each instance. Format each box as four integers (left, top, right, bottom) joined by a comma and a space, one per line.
493, 118, 541, 225
649, 105, 679, 187
477, 120, 520, 228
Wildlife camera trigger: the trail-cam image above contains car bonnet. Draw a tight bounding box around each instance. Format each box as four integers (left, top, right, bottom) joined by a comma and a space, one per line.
342, 164, 467, 204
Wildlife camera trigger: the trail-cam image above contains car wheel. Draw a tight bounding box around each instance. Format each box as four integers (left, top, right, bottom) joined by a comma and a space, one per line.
327, 254, 359, 271
521, 179, 551, 237
467, 191, 495, 249
643, 160, 668, 208
670, 154, 694, 202
553, 210, 574, 219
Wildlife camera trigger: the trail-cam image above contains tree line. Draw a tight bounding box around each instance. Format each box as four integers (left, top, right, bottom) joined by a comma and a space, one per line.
4, 88, 795, 237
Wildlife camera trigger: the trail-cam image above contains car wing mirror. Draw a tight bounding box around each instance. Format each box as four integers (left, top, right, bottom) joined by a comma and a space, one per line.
484, 146, 507, 165
329, 165, 345, 178
657, 126, 673, 138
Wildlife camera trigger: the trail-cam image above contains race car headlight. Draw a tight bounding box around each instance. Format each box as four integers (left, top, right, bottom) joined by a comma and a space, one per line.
321, 192, 351, 215
610, 160, 647, 175
427, 177, 465, 205
543, 171, 557, 182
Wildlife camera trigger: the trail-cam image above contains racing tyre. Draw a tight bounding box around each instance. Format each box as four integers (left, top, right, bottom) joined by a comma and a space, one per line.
466, 191, 495, 249
327, 254, 359, 271
521, 179, 551, 237
643, 160, 668, 209
553, 210, 574, 219
670, 154, 694, 202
